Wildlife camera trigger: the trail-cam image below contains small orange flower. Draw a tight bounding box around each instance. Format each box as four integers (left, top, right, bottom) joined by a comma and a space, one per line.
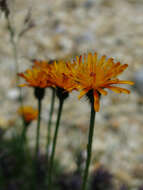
18, 67, 52, 88
18, 106, 38, 124
72, 52, 134, 112
44, 60, 77, 92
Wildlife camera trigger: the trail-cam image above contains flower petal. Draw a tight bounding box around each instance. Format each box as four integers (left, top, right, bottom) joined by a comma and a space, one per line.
113, 80, 134, 85
78, 89, 89, 99
97, 88, 108, 96
19, 84, 28, 87
103, 80, 134, 86
107, 86, 130, 94
93, 90, 100, 112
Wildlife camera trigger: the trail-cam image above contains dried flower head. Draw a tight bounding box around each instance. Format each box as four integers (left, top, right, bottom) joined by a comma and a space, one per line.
72, 52, 134, 111
18, 67, 52, 88
18, 106, 38, 125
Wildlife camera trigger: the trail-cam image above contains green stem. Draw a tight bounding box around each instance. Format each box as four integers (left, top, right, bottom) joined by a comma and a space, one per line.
32, 99, 42, 190
35, 99, 42, 158
20, 124, 27, 148
81, 103, 96, 190
7, 17, 18, 78
48, 99, 64, 189
46, 88, 56, 157
7, 16, 25, 127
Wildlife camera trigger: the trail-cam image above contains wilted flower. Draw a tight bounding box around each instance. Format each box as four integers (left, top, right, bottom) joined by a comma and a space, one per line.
18, 106, 38, 125
72, 52, 134, 111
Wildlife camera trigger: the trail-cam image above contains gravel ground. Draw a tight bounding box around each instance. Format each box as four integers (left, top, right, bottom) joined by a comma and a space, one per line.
0, 0, 143, 188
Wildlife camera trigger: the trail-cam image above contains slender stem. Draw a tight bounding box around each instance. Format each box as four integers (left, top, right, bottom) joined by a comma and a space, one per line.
81, 103, 96, 190
19, 125, 28, 161
7, 17, 19, 79
32, 99, 42, 190
35, 99, 42, 158
7, 16, 25, 126
48, 99, 64, 189
46, 88, 56, 157
20, 124, 27, 148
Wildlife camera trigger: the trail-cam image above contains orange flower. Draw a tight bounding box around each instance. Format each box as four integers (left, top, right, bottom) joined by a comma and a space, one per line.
72, 52, 134, 112
18, 106, 38, 124
18, 67, 52, 88
44, 60, 77, 92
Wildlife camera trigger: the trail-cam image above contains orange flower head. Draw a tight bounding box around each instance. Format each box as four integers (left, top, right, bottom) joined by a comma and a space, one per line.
45, 60, 77, 92
72, 52, 134, 112
18, 106, 38, 125
18, 67, 53, 88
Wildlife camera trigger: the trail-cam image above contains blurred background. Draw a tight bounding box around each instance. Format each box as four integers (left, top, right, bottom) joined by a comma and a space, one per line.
0, 0, 143, 189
